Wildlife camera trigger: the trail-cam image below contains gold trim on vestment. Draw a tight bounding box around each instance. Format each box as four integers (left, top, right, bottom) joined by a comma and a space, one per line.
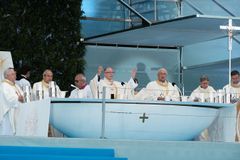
231, 83, 240, 88
2, 79, 22, 96
104, 78, 118, 99
156, 80, 168, 87
41, 80, 49, 89
156, 80, 169, 96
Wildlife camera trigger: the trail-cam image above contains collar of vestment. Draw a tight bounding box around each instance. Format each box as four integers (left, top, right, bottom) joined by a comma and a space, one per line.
103, 78, 118, 98
41, 80, 49, 88
79, 83, 87, 90
3, 79, 22, 96
198, 86, 210, 92
231, 83, 240, 88
2, 79, 15, 86
103, 78, 114, 86
156, 80, 168, 87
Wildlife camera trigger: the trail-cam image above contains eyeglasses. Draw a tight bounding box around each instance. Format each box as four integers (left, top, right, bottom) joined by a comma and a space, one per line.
105, 72, 115, 74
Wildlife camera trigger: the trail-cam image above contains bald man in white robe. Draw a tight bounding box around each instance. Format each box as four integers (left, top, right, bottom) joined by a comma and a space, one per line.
143, 68, 180, 101
90, 66, 138, 99
0, 68, 24, 135
69, 73, 93, 98
32, 69, 62, 100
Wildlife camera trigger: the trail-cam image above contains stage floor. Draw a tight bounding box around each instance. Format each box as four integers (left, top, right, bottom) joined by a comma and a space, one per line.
0, 136, 239, 160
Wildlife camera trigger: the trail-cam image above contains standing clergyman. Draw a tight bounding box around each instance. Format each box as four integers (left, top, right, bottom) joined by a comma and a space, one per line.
90, 66, 138, 99
0, 68, 24, 135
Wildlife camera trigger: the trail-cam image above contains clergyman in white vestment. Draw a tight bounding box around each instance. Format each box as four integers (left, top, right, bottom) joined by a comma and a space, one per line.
143, 68, 180, 101
90, 66, 138, 99
223, 70, 240, 141
0, 68, 24, 135
189, 75, 216, 102
32, 69, 61, 100
16, 65, 31, 89
189, 75, 216, 141
223, 70, 240, 101
69, 73, 93, 98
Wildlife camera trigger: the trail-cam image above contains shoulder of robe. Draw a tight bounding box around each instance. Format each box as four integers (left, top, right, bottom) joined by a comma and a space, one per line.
147, 81, 157, 87
71, 88, 78, 92
85, 85, 91, 89
146, 81, 156, 87
192, 87, 200, 93
99, 79, 105, 83
223, 84, 229, 89
1, 81, 11, 88
145, 81, 156, 89
209, 86, 216, 91
114, 81, 121, 86
1, 81, 6, 86
197, 85, 202, 90
167, 82, 174, 88
33, 81, 41, 85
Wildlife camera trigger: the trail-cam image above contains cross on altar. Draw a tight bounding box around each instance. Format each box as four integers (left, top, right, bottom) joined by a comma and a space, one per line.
139, 113, 149, 123
220, 19, 240, 85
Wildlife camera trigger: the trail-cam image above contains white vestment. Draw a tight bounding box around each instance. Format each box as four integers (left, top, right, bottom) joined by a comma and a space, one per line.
223, 83, 240, 99
143, 80, 180, 101
189, 86, 216, 102
32, 81, 61, 100
89, 74, 136, 99
16, 76, 31, 89
189, 86, 217, 141
0, 79, 23, 135
69, 85, 93, 99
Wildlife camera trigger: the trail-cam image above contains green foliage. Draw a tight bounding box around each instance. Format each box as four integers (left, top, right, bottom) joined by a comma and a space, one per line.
0, 0, 85, 90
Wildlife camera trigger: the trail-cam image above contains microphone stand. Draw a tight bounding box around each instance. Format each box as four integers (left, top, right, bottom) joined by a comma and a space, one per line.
121, 82, 126, 99
172, 83, 182, 100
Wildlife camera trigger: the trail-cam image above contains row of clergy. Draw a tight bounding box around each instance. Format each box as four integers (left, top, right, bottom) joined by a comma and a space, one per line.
0, 67, 240, 136
10, 66, 240, 102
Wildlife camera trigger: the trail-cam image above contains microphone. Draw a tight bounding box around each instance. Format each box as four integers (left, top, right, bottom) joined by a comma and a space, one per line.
172, 82, 182, 96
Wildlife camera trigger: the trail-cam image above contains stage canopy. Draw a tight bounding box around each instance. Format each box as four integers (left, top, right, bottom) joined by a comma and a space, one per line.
85, 15, 240, 48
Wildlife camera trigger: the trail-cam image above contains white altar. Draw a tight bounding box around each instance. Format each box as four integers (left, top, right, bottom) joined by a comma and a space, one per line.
50, 98, 237, 142
15, 99, 50, 137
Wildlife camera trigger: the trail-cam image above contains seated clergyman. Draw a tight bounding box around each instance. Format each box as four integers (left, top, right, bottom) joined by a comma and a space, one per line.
69, 73, 93, 98
223, 70, 240, 101
189, 75, 216, 102
32, 69, 61, 99
89, 66, 138, 99
189, 75, 216, 141
144, 68, 180, 101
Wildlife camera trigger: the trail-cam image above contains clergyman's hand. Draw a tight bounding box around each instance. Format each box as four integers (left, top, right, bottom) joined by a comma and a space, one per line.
97, 66, 103, 75
18, 95, 24, 103
193, 98, 199, 102
131, 68, 137, 79
157, 97, 165, 101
